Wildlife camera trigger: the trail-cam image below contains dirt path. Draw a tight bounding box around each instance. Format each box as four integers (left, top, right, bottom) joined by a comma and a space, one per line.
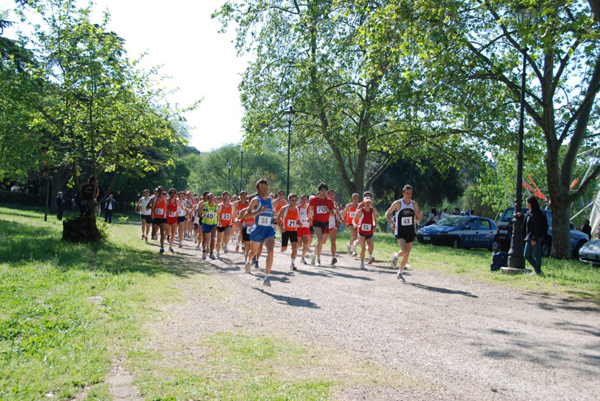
142, 238, 600, 400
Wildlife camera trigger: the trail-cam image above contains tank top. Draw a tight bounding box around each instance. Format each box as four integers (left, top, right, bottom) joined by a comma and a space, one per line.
281, 207, 299, 232
346, 203, 358, 225
153, 198, 167, 219
253, 196, 273, 228
329, 201, 338, 227
274, 199, 287, 214
357, 207, 375, 236
239, 200, 255, 226
177, 199, 187, 217
140, 197, 152, 216
203, 203, 218, 225
167, 198, 178, 218
394, 199, 415, 237
298, 205, 310, 228
218, 203, 233, 227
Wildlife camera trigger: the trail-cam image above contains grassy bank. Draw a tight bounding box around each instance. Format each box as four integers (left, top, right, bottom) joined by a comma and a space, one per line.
331, 231, 600, 301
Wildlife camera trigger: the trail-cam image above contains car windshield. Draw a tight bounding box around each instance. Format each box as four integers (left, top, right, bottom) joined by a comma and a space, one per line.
437, 216, 468, 227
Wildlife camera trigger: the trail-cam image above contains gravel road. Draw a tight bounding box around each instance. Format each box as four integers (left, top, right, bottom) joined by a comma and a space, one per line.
145, 239, 600, 401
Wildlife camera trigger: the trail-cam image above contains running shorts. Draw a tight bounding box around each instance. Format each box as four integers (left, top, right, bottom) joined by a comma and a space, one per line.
153, 218, 167, 225
242, 226, 251, 242
396, 231, 415, 243
297, 227, 311, 237
249, 224, 276, 243
312, 221, 329, 234
177, 216, 186, 223
359, 233, 373, 240
202, 223, 217, 233
217, 225, 231, 233
141, 214, 152, 223
281, 231, 298, 247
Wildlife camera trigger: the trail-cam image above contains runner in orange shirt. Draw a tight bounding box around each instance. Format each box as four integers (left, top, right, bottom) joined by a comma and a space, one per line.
277, 193, 300, 271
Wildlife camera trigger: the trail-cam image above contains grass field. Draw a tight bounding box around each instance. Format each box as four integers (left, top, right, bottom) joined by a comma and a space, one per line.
0, 205, 598, 400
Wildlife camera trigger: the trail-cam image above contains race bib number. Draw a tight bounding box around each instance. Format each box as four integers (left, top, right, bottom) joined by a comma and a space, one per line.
349, 211, 356, 218
222, 213, 231, 220
316, 206, 328, 214
206, 213, 215, 220
401, 217, 413, 226
168, 211, 177, 217
361, 223, 372, 231
155, 208, 164, 215
257, 215, 271, 226
287, 220, 296, 227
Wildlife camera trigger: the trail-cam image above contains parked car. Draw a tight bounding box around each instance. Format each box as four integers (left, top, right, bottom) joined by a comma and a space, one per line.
578, 240, 600, 265
494, 207, 588, 257
416, 216, 498, 250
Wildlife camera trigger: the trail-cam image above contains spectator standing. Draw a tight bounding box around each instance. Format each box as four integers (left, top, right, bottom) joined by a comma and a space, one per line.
56, 191, 65, 220
104, 194, 116, 224
580, 219, 592, 238
440, 208, 450, 219
520, 196, 549, 275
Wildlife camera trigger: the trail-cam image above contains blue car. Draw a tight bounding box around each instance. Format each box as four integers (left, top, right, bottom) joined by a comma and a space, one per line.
416, 216, 498, 250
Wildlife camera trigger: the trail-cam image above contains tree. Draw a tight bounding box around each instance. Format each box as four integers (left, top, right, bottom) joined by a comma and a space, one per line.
214, 0, 472, 198
363, 0, 600, 258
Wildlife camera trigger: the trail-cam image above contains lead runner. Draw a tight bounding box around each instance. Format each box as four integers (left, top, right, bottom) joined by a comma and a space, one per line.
385, 184, 423, 282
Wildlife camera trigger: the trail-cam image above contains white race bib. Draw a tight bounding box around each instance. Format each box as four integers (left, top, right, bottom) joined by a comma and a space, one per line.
361, 223, 372, 231
401, 216, 413, 226
349, 211, 356, 218
316, 205, 328, 214
257, 215, 271, 226
206, 213, 215, 220
155, 208, 164, 215
222, 213, 231, 220
287, 220, 296, 227
168, 211, 177, 217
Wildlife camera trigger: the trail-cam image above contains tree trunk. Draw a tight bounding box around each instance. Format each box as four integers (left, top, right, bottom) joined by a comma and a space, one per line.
549, 195, 572, 259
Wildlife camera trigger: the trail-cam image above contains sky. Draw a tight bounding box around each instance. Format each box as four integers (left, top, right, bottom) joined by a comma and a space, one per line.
4, 0, 248, 153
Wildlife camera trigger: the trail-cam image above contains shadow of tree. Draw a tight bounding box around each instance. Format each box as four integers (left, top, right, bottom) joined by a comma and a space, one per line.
253, 288, 320, 309
406, 282, 478, 298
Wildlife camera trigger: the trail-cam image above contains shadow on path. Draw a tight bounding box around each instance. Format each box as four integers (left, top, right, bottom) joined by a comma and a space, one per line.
253, 288, 320, 309
407, 282, 478, 298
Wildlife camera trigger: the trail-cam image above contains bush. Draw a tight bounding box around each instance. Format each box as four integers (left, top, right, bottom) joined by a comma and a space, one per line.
62, 215, 106, 242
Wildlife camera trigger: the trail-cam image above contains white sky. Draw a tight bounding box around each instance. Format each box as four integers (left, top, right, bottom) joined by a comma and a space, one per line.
3, 0, 248, 153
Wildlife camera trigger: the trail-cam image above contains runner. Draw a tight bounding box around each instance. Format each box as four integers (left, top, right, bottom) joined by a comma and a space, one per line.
149, 186, 168, 254
325, 189, 343, 265
385, 184, 423, 281
177, 191, 189, 248
353, 197, 376, 270
234, 190, 250, 253
192, 196, 202, 248
166, 188, 181, 252
137, 189, 152, 241
297, 194, 312, 264
184, 191, 194, 239
272, 190, 288, 230
215, 191, 235, 258
277, 193, 300, 271
150, 187, 160, 240
307, 182, 335, 267
342, 193, 360, 256
244, 179, 276, 286
200, 193, 219, 260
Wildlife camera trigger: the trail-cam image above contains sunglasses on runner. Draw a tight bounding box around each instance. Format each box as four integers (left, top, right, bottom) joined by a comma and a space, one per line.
290, 198, 298, 202
258, 184, 269, 189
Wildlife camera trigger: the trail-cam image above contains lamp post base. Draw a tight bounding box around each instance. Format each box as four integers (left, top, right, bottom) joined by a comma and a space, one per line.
501, 266, 532, 275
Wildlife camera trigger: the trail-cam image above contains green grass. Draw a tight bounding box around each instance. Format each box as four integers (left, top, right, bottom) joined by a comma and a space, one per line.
331, 231, 600, 301
1, 205, 598, 400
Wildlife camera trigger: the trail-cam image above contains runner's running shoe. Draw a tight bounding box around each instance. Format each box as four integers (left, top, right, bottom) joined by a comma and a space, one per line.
367, 256, 375, 265
263, 277, 271, 287
396, 270, 406, 282
391, 254, 398, 269
331, 257, 337, 265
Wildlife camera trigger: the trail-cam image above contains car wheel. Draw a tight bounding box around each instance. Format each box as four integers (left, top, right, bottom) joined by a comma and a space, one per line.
452, 237, 461, 249
541, 238, 551, 257
491, 240, 501, 252
573, 240, 587, 258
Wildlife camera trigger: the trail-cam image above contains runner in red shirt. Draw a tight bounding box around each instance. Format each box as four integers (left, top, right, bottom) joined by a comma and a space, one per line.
353, 197, 377, 270
307, 182, 335, 267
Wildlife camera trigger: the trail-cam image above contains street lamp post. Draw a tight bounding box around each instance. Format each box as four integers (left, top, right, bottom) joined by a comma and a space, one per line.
227, 161, 232, 192
239, 146, 244, 191
504, 6, 535, 273
285, 106, 295, 196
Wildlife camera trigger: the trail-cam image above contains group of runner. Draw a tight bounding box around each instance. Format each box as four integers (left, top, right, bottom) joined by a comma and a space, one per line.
137, 180, 423, 286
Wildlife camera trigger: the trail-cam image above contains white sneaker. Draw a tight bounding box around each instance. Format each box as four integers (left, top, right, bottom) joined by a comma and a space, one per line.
391, 254, 398, 269
263, 277, 271, 287
169, 246, 174, 252
244, 262, 251, 273
360, 263, 365, 270
202, 251, 207, 260
396, 270, 406, 282
216, 252, 220, 259
179, 242, 183, 248
316, 258, 321, 267
223, 245, 229, 254
346, 244, 351, 254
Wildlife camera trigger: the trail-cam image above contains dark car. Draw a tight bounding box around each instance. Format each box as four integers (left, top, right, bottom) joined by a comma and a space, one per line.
417, 216, 498, 249
494, 207, 588, 257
